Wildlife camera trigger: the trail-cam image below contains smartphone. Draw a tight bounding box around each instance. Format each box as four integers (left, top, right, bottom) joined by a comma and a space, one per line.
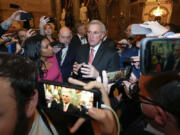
9, 4, 21, 9
20, 12, 32, 20
41, 80, 102, 118
8, 42, 16, 54
44, 16, 55, 22
140, 38, 180, 75
49, 17, 55, 22
107, 68, 131, 83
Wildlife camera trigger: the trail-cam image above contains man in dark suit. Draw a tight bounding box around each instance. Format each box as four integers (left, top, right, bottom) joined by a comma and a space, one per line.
73, 20, 120, 82
71, 22, 88, 47
59, 90, 80, 113
56, 26, 77, 82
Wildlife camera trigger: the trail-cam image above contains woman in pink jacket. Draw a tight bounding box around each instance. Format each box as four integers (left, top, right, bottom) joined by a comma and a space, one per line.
24, 35, 63, 82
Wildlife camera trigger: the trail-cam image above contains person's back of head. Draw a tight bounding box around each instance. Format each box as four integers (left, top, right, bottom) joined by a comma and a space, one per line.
75, 22, 87, 36
24, 34, 46, 60
0, 52, 38, 134
0, 53, 38, 95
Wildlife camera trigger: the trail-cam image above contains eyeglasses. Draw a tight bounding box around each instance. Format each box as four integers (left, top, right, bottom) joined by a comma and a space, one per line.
128, 83, 178, 117
128, 83, 163, 106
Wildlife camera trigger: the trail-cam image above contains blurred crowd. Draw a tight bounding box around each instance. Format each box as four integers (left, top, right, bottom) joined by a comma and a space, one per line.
0, 10, 180, 135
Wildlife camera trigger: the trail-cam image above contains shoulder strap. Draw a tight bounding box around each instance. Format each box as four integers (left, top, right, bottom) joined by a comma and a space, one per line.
38, 108, 54, 135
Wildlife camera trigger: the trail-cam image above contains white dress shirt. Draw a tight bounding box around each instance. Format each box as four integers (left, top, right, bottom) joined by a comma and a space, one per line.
61, 44, 69, 65
77, 34, 88, 45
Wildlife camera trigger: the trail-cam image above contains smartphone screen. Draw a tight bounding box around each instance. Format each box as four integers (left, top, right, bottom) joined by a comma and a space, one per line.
8, 42, 16, 54
42, 81, 101, 118
107, 68, 131, 83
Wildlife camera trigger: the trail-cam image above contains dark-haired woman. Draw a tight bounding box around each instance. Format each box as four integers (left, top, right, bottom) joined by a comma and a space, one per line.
24, 35, 63, 82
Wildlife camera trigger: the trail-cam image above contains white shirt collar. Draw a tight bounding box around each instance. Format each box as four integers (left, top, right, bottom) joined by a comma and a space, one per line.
77, 34, 82, 39
91, 42, 101, 51
77, 34, 87, 45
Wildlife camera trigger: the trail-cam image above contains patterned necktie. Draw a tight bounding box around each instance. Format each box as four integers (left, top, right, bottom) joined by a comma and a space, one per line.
88, 48, 94, 64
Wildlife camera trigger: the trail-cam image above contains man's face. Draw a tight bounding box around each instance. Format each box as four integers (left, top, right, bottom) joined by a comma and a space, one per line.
78, 25, 87, 36
58, 28, 72, 45
87, 24, 105, 47
62, 94, 70, 104
174, 45, 180, 59
44, 25, 53, 36
125, 25, 132, 38
18, 30, 26, 42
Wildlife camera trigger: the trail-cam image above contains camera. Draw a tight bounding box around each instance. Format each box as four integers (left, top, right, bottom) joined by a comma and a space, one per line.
116, 42, 129, 49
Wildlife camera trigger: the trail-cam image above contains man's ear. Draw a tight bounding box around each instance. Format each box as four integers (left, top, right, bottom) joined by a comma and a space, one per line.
25, 89, 38, 118
154, 106, 167, 127
101, 32, 105, 40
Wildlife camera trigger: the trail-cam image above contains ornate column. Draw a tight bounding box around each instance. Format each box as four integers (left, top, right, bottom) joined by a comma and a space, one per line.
72, 0, 80, 25
55, 0, 61, 30
119, 0, 131, 38
96, 0, 108, 24
171, 0, 180, 26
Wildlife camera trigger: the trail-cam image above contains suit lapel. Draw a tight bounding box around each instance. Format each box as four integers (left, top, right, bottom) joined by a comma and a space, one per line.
62, 47, 70, 66
92, 43, 104, 66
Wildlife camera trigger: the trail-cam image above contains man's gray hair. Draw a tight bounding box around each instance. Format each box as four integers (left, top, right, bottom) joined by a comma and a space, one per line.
88, 20, 106, 32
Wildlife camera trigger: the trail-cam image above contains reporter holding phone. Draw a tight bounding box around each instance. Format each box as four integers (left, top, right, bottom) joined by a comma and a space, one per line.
0, 10, 27, 37
24, 35, 63, 82
39, 16, 55, 42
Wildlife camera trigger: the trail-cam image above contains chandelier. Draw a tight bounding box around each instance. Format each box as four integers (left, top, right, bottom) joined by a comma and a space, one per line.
152, 4, 163, 16
151, 2, 167, 17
